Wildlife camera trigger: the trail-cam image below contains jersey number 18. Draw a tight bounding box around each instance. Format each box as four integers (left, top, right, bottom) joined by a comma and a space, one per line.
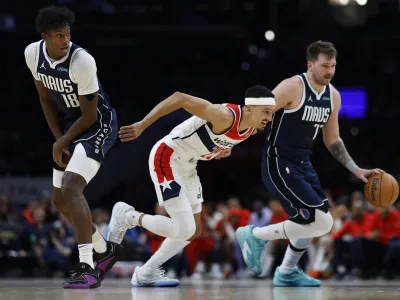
62, 93, 80, 108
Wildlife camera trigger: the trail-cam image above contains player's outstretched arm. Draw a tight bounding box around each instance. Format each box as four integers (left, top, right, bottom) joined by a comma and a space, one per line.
34, 80, 64, 141
119, 92, 233, 142
323, 88, 383, 182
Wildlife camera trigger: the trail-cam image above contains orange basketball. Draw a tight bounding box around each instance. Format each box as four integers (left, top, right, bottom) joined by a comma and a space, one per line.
364, 173, 399, 207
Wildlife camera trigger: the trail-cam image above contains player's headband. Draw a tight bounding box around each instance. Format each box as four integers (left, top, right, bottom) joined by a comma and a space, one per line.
245, 97, 276, 106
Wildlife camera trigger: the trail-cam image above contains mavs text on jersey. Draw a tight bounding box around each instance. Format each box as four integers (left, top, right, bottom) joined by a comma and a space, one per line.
24, 40, 118, 168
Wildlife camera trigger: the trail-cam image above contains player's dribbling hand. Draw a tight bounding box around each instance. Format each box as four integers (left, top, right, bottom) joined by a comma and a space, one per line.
53, 142, 67, 168
119, 121, 146, 142
215, 148, 232, 160
354, 168, 385, 183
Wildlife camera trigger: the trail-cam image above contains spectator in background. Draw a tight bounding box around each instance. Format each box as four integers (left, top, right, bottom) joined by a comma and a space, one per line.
44, 215, 76, 277
20, 200, 38, 226
250, 200, 271, 228
362, 206, 400, 278
0, 194, 23, 276
188, 204, 218, 280
331, 201, 371, 278
19, 207, 49, 275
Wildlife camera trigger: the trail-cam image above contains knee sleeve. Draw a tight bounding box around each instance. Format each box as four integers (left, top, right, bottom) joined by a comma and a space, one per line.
290, 237, 313, 250
169, 211, 196, 241
311, 210, 333, 236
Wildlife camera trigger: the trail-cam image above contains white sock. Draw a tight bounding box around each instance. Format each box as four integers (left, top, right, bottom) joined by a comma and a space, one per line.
279, 238, 312, 274
125, 210, 142, 227
78, 243, 94, 269
141, 238, 190, 272
253, 222, 288, 240
92, 229, 107, 254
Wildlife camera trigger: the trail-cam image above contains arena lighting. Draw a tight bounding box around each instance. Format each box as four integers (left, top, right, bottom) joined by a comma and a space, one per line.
355, 0, 367, 5
264, 30, 275, 41
329, 0, 350, 5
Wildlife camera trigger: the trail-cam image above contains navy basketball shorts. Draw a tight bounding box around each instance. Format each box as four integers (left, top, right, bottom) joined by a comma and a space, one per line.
261, 155, 330, 225
53, 109, 118, 187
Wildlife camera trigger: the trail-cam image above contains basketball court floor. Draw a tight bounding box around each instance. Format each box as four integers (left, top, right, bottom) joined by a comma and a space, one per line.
0, 279, 399, 300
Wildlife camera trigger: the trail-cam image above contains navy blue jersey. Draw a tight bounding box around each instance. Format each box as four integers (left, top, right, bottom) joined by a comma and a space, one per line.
34, 40, 117, 164
264, 73, 333, 162
35, 40, 113, 125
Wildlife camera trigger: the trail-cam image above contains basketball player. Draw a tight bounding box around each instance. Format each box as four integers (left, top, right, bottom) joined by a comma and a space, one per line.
106, 86, 275, 286
236, 41, 383, 286
24, 6, 120, 288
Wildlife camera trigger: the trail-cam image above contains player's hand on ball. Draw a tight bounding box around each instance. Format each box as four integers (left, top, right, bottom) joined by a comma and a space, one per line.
215, 148, 232, 160
53, 142, 67, 168
354, 168, 385, 183
119, 121, 146, 142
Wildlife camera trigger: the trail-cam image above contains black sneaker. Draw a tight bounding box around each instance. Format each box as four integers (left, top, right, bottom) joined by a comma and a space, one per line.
63, 262, 101, 289
94, 241, 122, 281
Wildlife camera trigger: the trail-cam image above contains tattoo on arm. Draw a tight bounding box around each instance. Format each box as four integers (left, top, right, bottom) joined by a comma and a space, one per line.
328, 139, 353, 166
83, 93, 96, 101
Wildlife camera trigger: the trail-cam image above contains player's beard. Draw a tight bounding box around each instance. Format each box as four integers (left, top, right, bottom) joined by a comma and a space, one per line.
313, 72, 329, 86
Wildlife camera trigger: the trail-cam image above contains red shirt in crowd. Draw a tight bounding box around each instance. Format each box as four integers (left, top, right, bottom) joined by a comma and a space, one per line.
331, 212, 372, 240
367, 208, 400, 245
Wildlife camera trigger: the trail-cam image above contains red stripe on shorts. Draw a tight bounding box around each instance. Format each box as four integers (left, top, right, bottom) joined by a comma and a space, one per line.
153, 142, 175, 183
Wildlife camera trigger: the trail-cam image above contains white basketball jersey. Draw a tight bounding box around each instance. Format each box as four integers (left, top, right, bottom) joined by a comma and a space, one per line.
165, 104, 254, 161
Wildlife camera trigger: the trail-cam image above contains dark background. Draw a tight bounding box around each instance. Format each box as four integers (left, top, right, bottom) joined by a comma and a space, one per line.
0, 0, 399, 213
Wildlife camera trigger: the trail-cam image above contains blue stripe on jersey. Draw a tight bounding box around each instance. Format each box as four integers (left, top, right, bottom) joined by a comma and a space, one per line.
196, 125, 216, 152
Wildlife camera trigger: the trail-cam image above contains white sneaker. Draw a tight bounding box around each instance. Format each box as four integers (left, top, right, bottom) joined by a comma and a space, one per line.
106, 202, 136, 244
131, 266, 180, 287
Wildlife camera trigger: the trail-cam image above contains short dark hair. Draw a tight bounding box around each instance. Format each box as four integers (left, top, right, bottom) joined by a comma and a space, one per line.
306, 41, 337, 62
35, 6, 75, 33
245, 85, 274, 99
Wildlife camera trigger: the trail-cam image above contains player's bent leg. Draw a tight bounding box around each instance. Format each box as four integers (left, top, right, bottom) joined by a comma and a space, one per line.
53, 171, 116, 281
131, 204, 203, 287
237, 209, 333, 276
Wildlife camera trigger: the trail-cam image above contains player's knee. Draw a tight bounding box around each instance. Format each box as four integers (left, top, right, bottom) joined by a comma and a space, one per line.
60, 172, 85, 199
314, 209, 333, 235
172, 218, 196, 241
187, 222, 202, 242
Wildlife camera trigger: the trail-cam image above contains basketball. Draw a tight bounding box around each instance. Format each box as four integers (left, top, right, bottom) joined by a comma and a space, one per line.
364, 173, 399, 207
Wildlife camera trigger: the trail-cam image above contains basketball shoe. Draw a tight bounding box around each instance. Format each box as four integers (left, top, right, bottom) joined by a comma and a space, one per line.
273, 266, 321, 287
63, 262, 101, 289
236, 225, 268, 275
106, 202, 137, 244
94, 240, 122, 281
131, 266, 180, 287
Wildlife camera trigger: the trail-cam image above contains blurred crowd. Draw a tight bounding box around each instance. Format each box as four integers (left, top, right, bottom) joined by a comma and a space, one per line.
1, 189, 400, 280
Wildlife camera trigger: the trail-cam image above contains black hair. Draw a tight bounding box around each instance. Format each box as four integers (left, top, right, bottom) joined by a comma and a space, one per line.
35, 6, 75, 33
245, 85, 274, 99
